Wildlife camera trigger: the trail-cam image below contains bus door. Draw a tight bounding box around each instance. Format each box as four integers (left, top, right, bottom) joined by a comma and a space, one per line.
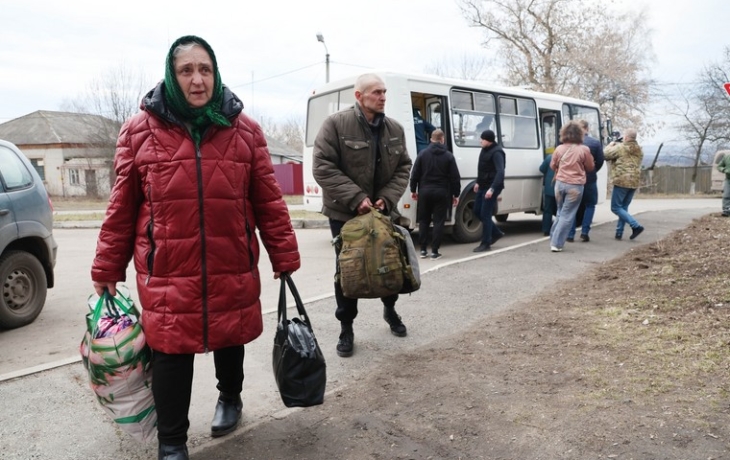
411, 93, 452, 218
410, 93, 448, 146
540, 111, 560, 157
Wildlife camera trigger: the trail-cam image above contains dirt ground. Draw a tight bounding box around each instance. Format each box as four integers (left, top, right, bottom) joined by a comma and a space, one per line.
202, 213, 730, 460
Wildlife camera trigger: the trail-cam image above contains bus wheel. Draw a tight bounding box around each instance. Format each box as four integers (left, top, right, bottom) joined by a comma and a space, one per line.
452, 191, 482, 243
495, 214, 509, 223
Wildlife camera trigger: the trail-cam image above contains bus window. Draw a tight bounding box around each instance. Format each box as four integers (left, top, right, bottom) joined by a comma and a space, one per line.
564, 104, 601, 141
499, 96, 538, 149
450, 89, 496, 147
541, 113, 558, 155
427, 101, 441, 128
305, 88, 356, 147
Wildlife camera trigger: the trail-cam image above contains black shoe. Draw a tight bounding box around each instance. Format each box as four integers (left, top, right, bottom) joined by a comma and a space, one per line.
566, 237, 574, 243
615, 233, 622, 240
722, 213, 729, 217
473, 244, 490, 252
159, 443, 189, 460
430, 252, 442, 260
491, 233, 504, 244
336, 323, 354, 357
419, 249, 428, 259
629, 226, 644, 240
383, 306, 407, 337
543, 232, 550, 237
211, 393, 242, 437
580, 234, 590, 242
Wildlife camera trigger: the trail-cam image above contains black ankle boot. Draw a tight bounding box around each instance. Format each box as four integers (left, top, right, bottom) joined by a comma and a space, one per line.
210, 393, 242, 437
336, 322, 354, 357
383, 306, 407, 337
158, 442, 189, 460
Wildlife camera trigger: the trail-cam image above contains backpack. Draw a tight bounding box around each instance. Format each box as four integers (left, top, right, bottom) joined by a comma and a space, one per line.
335, 208, 420, 299
393, 224, 421, 294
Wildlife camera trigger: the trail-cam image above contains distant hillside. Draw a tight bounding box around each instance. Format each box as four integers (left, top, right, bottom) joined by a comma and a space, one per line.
640, 143, 712, 168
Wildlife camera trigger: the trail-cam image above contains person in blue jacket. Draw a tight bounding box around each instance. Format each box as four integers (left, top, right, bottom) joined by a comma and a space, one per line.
539, 153, 557, 236
413, 107, 436, 153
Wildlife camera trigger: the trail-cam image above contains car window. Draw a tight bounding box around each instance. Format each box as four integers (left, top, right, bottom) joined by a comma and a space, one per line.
0, 145, 34, 190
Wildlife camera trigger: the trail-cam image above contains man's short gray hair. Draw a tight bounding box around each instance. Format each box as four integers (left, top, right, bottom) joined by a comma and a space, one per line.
624, 128, 637, 141
355, 73, 384, 93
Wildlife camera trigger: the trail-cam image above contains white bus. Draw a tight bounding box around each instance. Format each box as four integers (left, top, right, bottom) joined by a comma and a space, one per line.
302, 70, 608, 243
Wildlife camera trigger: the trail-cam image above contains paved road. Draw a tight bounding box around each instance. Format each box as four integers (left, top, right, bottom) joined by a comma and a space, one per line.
0, 198, 719, 460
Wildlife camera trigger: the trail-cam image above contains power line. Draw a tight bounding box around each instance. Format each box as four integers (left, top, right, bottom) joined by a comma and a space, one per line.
230, 62, 322, 88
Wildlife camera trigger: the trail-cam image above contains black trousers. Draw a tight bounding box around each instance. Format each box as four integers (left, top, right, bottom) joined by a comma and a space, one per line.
416, 188, 450, 252
152, 345, 245, 445
329, 218, 399, 324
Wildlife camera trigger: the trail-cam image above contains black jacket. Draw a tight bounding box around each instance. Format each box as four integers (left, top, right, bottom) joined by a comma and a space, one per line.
476, 143, 505, 192
409, 142, 461, 197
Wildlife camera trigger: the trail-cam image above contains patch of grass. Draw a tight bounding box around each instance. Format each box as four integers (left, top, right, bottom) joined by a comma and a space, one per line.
53, 212, 106, 221
560, 215, 730, 406
289, 210, 326, 220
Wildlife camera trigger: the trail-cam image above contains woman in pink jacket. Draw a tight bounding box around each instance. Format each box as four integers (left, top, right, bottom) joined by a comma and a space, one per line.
91, 35, 300, 460
549, 121, 595, 252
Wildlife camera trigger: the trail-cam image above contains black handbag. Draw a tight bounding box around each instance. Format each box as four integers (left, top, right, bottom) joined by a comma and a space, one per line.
272, 273, 327, 407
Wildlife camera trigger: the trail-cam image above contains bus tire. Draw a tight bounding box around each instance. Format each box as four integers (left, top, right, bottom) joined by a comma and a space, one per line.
452, 191, 481, 243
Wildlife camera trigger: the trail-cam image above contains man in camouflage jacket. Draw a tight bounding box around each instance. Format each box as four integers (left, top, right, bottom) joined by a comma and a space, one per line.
604, 128, 644, 240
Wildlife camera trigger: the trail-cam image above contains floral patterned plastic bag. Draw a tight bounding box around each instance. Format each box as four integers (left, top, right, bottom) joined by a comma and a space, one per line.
79, 286, 156, 443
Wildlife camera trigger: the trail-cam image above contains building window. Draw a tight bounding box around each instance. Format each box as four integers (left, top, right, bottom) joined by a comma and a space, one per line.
69, 169, 80, 186
30, 159, 46, 181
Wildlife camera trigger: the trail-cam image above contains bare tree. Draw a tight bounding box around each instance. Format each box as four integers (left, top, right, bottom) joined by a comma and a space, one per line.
258, 114, 305, 155
60, 63, 151, 197
456, 0, 654, 133
424, 53, 494, 81
62, 62, 150, 125
666, 47, 730, 193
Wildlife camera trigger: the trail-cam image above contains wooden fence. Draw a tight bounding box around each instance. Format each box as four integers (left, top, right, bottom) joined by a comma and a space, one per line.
637, 166, 714, 194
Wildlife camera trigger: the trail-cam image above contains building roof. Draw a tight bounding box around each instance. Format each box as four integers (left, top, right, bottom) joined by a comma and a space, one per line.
265, 137, 303, 163
0, 110, 303, 162
0, 110, 120, 146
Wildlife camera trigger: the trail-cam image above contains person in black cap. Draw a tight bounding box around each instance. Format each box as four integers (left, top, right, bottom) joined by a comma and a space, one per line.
473, 129, 506, 252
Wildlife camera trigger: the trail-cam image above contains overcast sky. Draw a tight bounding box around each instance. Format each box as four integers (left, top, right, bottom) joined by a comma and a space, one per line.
1, 0, 727, 145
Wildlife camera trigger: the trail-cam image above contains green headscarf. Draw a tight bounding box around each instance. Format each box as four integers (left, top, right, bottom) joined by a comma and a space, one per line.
164, 35, 231, 146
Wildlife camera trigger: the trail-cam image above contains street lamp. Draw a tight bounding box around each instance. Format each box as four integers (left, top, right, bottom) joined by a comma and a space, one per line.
316, 33, 330, 83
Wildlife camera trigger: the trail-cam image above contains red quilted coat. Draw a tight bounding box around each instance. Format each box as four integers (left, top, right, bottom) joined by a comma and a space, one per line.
91, 83, 300, 354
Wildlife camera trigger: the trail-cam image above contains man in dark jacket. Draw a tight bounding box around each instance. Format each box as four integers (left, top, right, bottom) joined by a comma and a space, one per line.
473, 130, 506, 252
410, 129, 461, 260
312, 73, 412, 358
567, 119, 605, 242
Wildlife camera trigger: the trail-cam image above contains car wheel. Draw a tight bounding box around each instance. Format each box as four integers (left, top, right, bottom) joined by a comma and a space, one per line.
452, 190, 482, 243
0, 251, 47, 329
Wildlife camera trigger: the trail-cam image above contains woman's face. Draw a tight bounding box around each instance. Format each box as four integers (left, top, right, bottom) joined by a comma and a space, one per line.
174, 45, 214, 108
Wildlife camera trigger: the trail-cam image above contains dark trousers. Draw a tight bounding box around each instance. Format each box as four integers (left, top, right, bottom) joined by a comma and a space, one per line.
416, 188, 450, 252
474, 190, 503, 246
152, 345, 245, 445
329, 218, 399, 324
541, 194, 557, 235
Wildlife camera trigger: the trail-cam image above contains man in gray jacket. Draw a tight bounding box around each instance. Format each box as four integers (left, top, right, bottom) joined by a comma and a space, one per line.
313, 73, 412, 358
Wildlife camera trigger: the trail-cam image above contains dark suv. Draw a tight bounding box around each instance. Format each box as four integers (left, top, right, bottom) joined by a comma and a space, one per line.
0, 139, 57, 329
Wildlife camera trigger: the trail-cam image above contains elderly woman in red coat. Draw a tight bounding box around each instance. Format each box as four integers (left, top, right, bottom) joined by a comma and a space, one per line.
91, 35, 300, 460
